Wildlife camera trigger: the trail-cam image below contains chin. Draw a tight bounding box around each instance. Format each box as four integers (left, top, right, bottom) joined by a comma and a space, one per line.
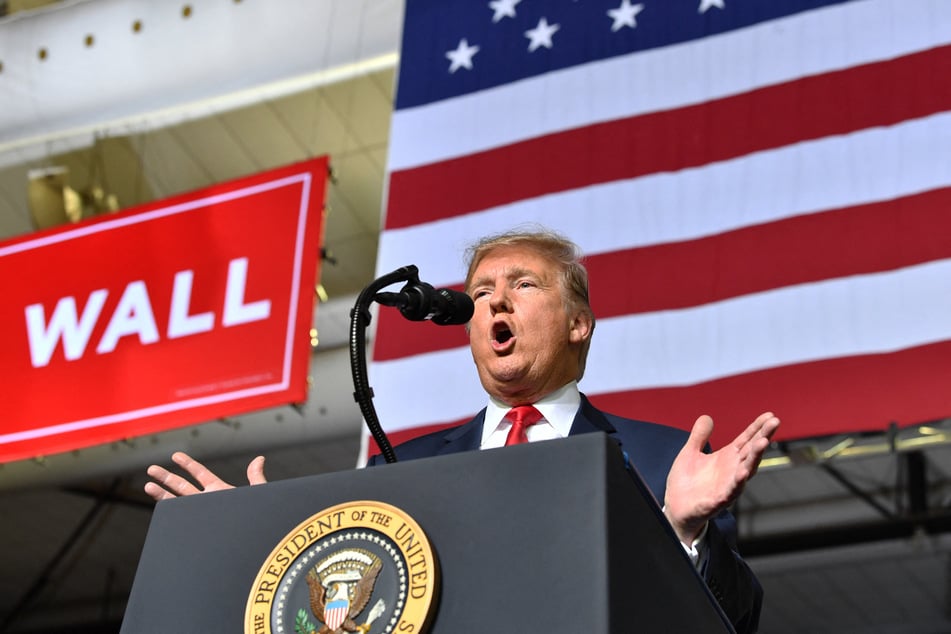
487, 358, 525, 380
481, 367, 527, 393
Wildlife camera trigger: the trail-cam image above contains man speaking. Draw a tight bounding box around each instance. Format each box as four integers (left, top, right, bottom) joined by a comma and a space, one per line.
147, 228, 779, 633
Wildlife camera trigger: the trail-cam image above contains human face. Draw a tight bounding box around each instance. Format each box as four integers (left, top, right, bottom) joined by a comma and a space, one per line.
466, 245, 592, 405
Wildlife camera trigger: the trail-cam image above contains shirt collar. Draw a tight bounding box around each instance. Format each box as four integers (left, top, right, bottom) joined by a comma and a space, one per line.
482, 381, 581, 445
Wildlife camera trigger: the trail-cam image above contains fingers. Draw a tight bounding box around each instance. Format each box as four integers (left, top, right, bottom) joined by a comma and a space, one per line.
143, 480, 175, 502
741, 414, 781, 476
734, 412, 780, 452
761, 413, 781, 440
171, 451, 226, 489
746, 414, 780, 460
144, 451, 224, 500
685, 415, 715, 452
144, 452, 264, 502
731, 411, 773, 447
145, 462, 202, 499
247, 456, 268, 486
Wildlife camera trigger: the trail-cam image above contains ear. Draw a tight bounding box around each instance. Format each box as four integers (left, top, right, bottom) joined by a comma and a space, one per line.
568, 310, 594, 345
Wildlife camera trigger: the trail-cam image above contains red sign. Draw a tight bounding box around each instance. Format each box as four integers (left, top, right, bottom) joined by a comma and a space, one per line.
0, 157, 328, 462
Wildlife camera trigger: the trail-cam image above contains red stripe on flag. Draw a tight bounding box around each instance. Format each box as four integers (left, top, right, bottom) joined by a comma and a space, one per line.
588, 340, 951, 450
588, 186, 951, 317
385, 44, 951, 229
372, 187, 951, 361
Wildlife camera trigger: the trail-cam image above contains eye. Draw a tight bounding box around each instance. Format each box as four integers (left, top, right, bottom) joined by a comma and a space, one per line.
516, 280, 536, 290
472, 288, 491, 299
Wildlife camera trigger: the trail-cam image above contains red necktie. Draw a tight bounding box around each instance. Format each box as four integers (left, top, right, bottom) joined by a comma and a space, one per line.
504, 405, 544, 446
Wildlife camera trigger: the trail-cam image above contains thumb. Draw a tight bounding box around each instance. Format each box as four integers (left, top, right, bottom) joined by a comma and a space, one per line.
247, 455, 268, 486
686, 415, 714, 452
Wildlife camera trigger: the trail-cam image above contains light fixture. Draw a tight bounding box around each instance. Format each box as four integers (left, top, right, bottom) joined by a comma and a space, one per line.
27, 166, 81, 230
27, 165, 120, 231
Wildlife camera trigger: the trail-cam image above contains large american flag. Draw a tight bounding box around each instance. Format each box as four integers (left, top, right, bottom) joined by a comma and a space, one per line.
367, 0, 951, 452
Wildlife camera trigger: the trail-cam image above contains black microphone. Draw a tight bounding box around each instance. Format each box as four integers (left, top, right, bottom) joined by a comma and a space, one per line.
375, 281, 474, 325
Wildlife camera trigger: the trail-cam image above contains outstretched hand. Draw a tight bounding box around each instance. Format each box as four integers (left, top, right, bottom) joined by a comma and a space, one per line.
144, 451, 267, 502
664, 412, 780, 545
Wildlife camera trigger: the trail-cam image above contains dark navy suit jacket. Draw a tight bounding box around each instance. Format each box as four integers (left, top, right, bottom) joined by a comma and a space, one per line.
368, 395, 762, 633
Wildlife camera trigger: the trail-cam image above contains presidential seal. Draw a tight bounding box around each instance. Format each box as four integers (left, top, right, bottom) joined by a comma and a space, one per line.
245, 501, 438, 634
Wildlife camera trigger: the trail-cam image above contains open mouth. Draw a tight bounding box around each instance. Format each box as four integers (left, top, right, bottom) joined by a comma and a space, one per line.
492, 322, 514, 345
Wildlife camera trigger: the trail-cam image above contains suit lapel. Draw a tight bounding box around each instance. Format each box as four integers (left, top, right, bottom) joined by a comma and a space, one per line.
435, 409, 486, 455
569, 394, 617, 435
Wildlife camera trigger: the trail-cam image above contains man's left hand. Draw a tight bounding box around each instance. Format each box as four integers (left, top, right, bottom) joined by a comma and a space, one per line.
664, 412, 780, 545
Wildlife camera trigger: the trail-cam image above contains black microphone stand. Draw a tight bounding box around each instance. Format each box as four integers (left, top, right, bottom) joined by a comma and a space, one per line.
349, 264, 423, 464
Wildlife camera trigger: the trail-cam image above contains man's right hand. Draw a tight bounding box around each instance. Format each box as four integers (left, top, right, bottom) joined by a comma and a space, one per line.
144, 451, 267, 501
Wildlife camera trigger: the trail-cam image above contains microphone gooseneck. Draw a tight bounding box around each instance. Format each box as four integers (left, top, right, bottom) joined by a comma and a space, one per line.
350, 265, 473, 465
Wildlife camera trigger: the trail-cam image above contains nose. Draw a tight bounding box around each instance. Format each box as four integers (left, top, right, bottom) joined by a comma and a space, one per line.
488, 286, 511, 314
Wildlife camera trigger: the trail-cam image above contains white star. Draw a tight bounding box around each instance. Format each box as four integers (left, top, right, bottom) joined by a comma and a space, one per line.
525, 17, 560, 52
445, 38, 480, 73
698, 0, 725, 13
607, 0, 644, 32
488, 0, 521, 23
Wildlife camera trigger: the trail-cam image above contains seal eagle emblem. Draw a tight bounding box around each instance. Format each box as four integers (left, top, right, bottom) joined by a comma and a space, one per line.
305, 549, 385, 633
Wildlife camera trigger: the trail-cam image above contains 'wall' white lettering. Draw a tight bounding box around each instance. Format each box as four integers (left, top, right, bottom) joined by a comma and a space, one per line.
24, 257, 271, 368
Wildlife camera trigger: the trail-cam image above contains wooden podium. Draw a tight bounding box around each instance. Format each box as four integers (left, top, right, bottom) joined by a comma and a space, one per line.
122, 433, 733, 632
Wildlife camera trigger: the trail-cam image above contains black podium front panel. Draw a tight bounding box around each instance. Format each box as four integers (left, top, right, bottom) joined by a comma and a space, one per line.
122, 433, 732, 633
